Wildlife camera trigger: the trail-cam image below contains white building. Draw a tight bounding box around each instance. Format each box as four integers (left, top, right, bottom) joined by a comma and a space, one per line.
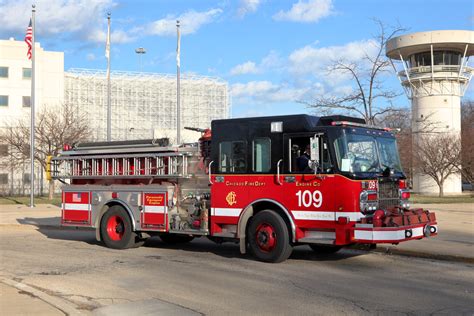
386, 30, 474, 194
0, 39, 230, 195
64, 68, 230, 142
0, 38, 64, 195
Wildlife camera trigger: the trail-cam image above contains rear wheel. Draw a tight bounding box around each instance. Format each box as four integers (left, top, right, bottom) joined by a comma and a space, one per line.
309, 244, 342, 254
100, 205, 137, 249
160, 234, 194, 244
248, 210, 293, 263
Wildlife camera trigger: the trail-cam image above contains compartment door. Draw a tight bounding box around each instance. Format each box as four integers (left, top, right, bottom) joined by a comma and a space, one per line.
141, 192, 168, 231
62, 191, 91, 226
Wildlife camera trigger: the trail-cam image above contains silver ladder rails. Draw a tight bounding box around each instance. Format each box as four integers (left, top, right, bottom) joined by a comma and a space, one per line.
50, 152, 193, 180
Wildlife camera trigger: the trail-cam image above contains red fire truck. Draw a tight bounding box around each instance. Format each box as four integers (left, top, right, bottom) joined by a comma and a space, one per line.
51, 114, 437, 263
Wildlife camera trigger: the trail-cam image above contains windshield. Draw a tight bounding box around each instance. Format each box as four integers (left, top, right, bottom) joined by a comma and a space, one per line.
334, 133, 402, 173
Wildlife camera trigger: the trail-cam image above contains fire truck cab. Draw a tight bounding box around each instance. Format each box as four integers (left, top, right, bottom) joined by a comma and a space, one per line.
52, 114, 437, 263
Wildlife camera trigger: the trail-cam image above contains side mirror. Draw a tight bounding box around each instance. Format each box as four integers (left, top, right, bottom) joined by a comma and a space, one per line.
310, 133, 323, 173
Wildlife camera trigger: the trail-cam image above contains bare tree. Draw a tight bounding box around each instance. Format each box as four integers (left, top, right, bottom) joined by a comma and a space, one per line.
413, 133, 461, 197
0, 103, 90, 198
299, 19, 406, 125
460, 100, 474, 184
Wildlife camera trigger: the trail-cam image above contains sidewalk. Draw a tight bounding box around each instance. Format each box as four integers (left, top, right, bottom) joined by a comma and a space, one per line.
375, 203, 473, 262
0, 281, 64, 315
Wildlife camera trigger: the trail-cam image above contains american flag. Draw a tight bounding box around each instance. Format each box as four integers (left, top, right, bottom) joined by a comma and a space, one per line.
25, 19, 33, 60
72, 193, 82, 203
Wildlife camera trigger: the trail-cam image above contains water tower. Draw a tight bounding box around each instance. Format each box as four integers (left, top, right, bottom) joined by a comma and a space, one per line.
386, 30, 474, 194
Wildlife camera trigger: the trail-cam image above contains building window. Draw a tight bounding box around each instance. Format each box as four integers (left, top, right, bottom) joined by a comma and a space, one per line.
0, 67, 8, 78
0, 95, 8, 106
252, 138, 271, 172
0, 145, 8, 156
0, 174, 8, 185
23, 173, 31, 184
23, 96, 31, 107
23, 68, 32, 79
219, 141, 247, 173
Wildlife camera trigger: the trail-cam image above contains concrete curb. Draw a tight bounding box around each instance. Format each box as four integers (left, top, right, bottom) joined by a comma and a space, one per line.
1, 277, 86, 316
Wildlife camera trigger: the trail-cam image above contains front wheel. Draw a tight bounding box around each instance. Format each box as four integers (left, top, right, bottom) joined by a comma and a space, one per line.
100, 205, 138, 249
248, 210, 293, 263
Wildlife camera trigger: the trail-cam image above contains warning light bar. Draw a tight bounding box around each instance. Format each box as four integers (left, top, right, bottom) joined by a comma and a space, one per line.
331, 121, 391, 131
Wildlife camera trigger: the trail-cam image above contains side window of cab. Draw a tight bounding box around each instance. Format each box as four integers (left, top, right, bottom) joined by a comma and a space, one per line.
219, 141, 247, 173
289, 135, 334, 173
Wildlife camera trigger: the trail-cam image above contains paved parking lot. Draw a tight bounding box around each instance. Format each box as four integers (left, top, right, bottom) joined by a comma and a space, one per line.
0, 203, 473, 315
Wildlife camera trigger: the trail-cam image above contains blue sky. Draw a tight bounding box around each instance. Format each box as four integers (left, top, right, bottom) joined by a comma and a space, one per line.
1, 0, 473, 118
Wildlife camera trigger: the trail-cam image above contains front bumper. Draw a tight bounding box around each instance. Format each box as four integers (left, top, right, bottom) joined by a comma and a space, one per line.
353, 222, 438, 244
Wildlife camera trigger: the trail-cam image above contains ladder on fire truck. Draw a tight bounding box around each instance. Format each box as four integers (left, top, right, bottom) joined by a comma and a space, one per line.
50, 139, 198, 180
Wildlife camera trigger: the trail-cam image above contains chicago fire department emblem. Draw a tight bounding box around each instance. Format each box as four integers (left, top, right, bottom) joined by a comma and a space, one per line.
226, 191, 237, 206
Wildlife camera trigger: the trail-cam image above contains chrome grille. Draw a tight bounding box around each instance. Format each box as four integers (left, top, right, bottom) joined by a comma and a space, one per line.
378, 180, 399, 210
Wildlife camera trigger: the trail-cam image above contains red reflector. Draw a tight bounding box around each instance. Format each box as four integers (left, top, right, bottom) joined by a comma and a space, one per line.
401, 191, 410, 199
112, 192, 118, 199
399, 180, 407, 189
367, 193, 377, 201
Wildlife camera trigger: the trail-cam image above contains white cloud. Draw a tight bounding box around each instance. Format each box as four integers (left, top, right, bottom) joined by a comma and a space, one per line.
232, 81, 276, 97
0, 0, 114, 37
231, 80, 314, 103
87, 29, 135, 44
230, 61, 259, 75
237, 0, 261, 18
288, 39, 379, 84
229, 51, 283, 76
231, 39, 382, 107
86, 53, 96, 61
273, 0, 334, 23
261, 50, 283, 68
146, 8, 223, 36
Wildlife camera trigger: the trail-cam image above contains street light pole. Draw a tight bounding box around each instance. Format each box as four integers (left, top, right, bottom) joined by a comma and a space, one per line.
176, 20, 181, 145
106, 13, 111, 141
135, 47, 146, 72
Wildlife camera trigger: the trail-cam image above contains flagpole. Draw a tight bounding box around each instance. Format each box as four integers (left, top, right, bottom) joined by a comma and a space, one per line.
176, 20, 181, 145
30, 5, 36, 208
106, 13, 111, 141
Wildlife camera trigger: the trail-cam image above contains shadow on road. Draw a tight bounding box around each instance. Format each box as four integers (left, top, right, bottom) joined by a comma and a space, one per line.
143, 236, 364, 262
17, 217, 99, 245
16, 217, 366, 262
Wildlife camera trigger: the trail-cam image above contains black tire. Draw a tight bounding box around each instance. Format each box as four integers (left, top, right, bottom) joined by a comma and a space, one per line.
309, 244, 342, 254
100, 205, 137, 249
248, 210, 293, 263
160, 234, 194, 244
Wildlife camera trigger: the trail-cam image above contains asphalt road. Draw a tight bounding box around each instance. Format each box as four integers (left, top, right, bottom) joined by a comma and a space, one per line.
1, 225, 473, 315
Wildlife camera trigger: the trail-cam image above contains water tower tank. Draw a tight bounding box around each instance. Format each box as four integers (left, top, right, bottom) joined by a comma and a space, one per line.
386, 30, 474, 194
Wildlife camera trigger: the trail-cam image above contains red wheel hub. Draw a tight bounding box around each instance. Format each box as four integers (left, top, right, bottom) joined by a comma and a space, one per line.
255, 223, 277, 253
106, 215, 125, 241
